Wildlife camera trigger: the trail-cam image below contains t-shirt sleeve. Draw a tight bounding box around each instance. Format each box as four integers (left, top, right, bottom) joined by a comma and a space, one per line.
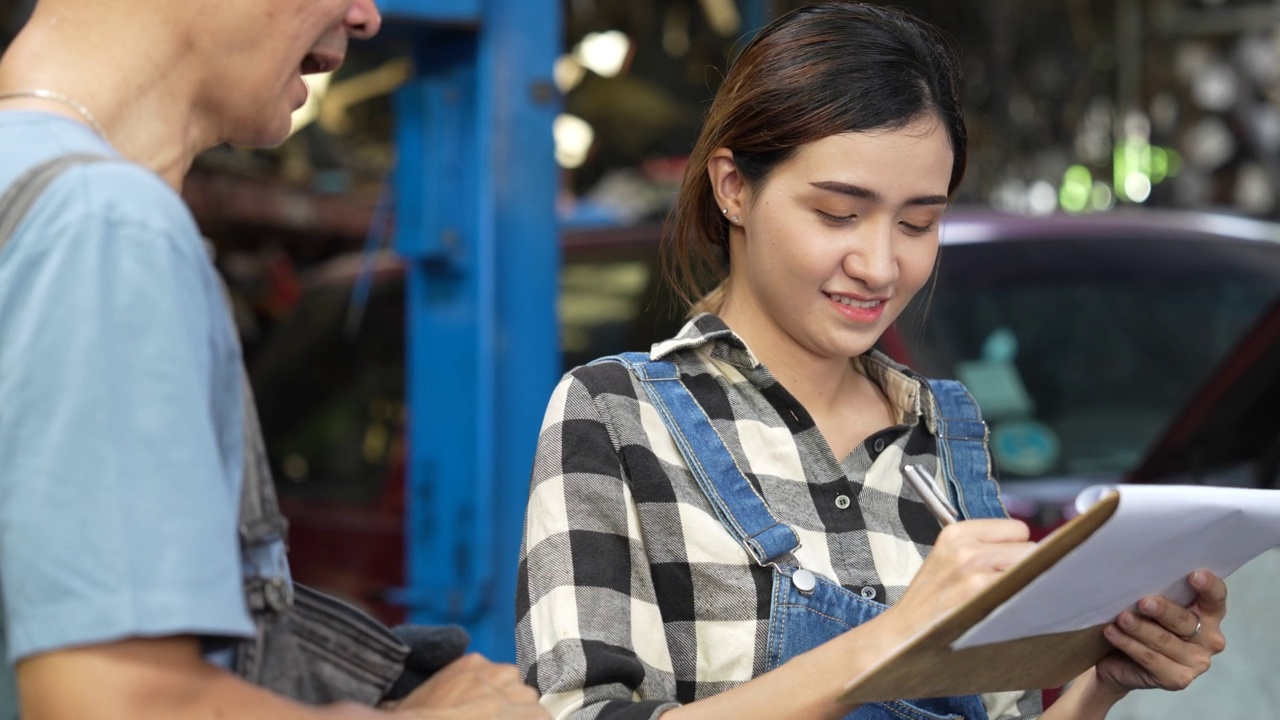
0, 166, 253, 663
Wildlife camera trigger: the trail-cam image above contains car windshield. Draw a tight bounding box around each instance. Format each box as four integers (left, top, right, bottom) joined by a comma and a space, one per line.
896, 236, 1280, 482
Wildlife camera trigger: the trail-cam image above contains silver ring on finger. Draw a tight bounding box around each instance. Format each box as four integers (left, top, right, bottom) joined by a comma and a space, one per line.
1181, 615, 1202, 641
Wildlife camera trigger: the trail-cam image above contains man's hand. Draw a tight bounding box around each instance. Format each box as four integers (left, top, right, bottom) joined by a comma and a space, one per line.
390, 654, 548, 719
17, 637, 547, 720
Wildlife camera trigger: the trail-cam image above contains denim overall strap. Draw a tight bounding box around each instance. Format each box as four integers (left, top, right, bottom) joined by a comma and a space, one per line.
594, 352, 800, 566
0, 154, 109, 246
927, 379, 1007, 521
596, 354, 986, 720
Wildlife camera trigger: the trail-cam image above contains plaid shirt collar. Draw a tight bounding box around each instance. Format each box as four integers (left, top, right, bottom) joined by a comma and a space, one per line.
650, 312, 940, 434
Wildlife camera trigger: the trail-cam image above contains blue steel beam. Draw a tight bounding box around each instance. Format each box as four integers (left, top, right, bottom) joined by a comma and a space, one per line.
381, 0, 480, 25
391, 0, 560, 662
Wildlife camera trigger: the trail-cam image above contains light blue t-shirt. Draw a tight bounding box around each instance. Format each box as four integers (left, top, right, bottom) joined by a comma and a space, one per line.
0, 112, 254, 718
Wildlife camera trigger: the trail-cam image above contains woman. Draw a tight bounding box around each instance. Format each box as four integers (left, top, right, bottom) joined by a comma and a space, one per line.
516, 3, 1227, 719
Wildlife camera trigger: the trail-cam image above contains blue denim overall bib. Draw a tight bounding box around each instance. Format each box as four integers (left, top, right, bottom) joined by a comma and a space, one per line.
604, 353, 1008, 720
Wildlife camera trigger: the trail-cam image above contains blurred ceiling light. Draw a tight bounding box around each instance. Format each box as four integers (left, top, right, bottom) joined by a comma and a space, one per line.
555, 113, 595, 169
1123, 172, 1152, 203
1121, 111, 1150, 141
555, 54, 588, 93
1183, 116, 1236, 170
699, 0, 741, 37
1174, 42, 1215, 85
1236, 34, 1280, 87
1027, 180, 1058, 216
290, 72, 333, 136
1234, 162, 1276, 215
1091, 182, 1116, 212
1191, 61, 1239, 112
1249, 105, 1280, 152
991, 178, 1029, 214
574, 30, 631, 78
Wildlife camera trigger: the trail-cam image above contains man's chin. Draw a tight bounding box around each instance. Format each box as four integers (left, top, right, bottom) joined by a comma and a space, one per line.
224, 118, 294, 150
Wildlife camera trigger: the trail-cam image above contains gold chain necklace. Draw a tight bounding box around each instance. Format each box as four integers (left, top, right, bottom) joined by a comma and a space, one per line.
0, 88, 107, 140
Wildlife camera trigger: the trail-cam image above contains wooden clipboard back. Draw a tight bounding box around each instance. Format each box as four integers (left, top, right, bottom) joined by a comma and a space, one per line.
838, 491, 1121, 705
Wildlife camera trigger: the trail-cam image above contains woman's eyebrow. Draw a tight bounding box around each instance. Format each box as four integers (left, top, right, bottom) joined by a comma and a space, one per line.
810, 180, 947, 207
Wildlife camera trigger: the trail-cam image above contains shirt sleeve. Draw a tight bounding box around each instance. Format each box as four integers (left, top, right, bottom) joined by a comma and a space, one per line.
516, 371, 680, 720
0, 170, 252, 663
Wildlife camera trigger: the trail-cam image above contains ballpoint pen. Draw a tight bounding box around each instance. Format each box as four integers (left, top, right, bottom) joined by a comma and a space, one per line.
902, 463, 960, 526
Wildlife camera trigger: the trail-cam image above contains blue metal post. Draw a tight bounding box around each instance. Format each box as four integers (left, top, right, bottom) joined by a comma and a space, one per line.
388, 0, 560, 662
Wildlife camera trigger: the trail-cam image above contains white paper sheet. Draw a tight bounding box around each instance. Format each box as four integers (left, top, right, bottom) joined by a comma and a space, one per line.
953, 484, 1280, 649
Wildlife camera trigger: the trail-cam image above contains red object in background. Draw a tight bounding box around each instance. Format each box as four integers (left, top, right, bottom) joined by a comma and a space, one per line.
281, 464, 408, 625
253, 209, 1280, 709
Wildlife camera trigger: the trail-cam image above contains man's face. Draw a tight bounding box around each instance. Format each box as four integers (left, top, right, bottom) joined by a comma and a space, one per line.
207, 0, 381, 147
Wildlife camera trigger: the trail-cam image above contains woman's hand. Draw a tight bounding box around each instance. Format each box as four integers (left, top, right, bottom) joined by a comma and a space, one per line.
1093, 569, 1228, 694
884, 519, 1036, 637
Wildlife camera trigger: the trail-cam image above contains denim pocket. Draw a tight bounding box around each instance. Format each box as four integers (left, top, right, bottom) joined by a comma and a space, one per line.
236, 583, 409, 705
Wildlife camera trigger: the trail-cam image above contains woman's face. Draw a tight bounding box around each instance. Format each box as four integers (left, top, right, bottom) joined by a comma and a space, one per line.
717, 116, 954, 365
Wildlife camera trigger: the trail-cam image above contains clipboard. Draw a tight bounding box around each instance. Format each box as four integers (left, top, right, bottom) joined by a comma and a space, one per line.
838, 491, 1121, 704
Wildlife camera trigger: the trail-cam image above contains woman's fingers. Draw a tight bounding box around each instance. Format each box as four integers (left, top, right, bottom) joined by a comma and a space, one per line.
1102, 619, 1205, 691
1097, 572, 1231, 694
1188, 569, 1229, 625
936, 517, 1031, 545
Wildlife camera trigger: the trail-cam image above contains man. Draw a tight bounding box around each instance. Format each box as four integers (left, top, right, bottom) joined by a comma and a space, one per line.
0, 1, 545, 718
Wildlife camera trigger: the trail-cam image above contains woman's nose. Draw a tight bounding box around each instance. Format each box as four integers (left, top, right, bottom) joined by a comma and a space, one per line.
843, 227, 897, 290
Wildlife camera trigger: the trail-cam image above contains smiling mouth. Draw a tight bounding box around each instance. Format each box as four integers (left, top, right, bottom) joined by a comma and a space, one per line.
825, 292, 883, 309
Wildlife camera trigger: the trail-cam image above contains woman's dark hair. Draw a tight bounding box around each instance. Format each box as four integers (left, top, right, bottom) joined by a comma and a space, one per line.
665, 1, 968, 313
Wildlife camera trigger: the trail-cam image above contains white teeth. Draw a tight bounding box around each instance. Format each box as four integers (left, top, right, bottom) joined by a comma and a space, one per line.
828, 293, 880, 309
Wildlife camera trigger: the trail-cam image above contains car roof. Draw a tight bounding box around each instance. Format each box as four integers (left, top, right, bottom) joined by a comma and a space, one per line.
939, 207, 1280, 246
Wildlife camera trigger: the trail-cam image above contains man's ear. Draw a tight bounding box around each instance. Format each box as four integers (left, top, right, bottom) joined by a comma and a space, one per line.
707, 148, 746, 221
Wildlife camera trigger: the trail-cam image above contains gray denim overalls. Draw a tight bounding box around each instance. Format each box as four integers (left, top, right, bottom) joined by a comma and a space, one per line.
601, 352, 1008, 720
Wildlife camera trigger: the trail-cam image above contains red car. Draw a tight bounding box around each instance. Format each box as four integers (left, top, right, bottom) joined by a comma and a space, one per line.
249, 208, 1280, 623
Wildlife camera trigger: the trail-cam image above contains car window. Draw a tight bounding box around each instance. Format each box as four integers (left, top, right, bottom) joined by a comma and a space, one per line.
897, 236, 1280, 481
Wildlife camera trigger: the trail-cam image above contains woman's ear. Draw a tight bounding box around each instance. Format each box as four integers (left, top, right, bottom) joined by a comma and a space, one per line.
707, 148, 746, 223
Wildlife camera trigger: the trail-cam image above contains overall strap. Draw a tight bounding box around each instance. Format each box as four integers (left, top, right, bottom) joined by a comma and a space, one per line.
237, 368, 294, 611
926, 378, 1007, 520
593, 352, 800, 566
0, 153, 109, 248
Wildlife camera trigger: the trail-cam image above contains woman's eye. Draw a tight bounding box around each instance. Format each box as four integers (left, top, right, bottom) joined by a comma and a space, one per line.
816, 209, 856, 224
900, 221, 936, 235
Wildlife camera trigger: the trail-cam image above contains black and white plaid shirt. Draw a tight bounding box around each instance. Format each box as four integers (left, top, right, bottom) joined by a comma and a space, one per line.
517, 314, 1041, 720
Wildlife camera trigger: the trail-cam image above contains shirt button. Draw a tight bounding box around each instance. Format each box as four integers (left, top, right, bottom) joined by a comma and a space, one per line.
861, 586, 877, 600
835, 494, 851, 509
873, 438, 885, 453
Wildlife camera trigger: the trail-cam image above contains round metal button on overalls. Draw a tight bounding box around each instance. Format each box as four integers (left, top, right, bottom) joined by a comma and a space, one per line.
860, 586, 877, 600
793, 569, 817, 594
835, 494, 851, 509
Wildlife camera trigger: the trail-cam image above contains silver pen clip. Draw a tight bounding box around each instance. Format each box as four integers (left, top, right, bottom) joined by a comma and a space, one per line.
903, 463, 959, 526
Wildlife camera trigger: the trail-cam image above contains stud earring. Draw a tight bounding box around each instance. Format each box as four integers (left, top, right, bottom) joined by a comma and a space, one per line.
722, 208, 729, 215
731, 215, 740, 224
